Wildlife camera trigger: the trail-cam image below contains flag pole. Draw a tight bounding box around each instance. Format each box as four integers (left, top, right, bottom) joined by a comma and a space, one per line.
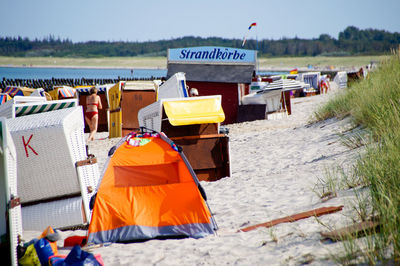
243, 22, 259, 72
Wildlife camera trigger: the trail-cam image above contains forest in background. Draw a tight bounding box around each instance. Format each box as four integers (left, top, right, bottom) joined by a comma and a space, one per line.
1, 26, 399, 58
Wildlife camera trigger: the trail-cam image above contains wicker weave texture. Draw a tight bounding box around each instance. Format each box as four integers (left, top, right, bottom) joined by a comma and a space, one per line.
22, 197, 84, 231
138, 100, 162, 132
0, 104, 14, 118
1, 119, 23, 266
6, 105, 100, 230
7, 107, 85, 203
7, 146, 23, 261
76, 163, 99, 222
65, 113, 99, 222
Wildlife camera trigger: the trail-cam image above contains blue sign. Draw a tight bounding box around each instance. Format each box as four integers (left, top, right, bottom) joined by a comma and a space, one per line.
168, 46, 256, 64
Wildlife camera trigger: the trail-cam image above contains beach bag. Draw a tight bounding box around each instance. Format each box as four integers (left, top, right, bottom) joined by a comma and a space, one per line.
18, 243, 41, 266
18, 226, 59, 266
49, 245, 104, 266
64, 235, 88, 247
49, 255, 67, 265
39, 226, 59, 254
19, 238, 56, 266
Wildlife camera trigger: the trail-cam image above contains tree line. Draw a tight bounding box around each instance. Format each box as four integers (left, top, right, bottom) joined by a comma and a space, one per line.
1, 26, 399, 58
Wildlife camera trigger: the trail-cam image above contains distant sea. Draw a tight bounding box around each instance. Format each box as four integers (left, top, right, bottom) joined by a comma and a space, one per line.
0, 67, 167, 80
0, 66, 287, 80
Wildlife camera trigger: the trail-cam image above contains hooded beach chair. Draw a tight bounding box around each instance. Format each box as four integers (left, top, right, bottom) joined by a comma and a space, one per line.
29, 88, 51, 100
0, 117, 22, 266
48, 86, 77, 100
0, 93, 11, 105
87, 130, 217, 244
3, 86, 34, 97
137, 95, 230, 181
300, 72, 320, 94
6, 104, 100, 230
241, 79, 305, 116
157, 72, 188, 100
3, 86, 53, 101
75, 84, 114, 134
106, 81, 158, 138
333, 71, 348, 89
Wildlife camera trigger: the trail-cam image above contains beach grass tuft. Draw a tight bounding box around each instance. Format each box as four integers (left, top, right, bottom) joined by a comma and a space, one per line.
314, 48, 400, 263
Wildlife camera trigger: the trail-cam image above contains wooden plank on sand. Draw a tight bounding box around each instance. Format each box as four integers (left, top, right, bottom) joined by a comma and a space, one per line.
320, 220, 381, 241
239, 206, 344, 232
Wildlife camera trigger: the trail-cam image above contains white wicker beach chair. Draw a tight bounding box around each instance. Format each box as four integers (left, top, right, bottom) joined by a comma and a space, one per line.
0, 118, 22, 266
334, 71, 348, 89
300, 72, 320, 90
29, 88, 47, 99
157, 72, 188, 100
6, 106, 100, 231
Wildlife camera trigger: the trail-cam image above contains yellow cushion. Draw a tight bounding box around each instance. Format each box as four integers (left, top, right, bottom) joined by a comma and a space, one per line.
163, 97, 225, 125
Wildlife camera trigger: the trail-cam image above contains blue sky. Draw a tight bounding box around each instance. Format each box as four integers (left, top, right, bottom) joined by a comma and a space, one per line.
1, 0, 399, 43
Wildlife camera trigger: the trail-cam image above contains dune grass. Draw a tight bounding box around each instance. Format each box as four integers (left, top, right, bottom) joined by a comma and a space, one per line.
314, 49, 400, 263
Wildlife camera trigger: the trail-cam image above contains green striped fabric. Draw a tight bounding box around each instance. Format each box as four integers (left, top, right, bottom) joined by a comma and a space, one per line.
15, 101, 77, 117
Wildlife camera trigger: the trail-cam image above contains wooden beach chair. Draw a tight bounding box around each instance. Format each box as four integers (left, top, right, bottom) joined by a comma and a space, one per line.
138, 95, 231, 181
76, 84, 114, 134
6, 105, 100, 230
107, 80, 160, 137
47, 86, 77, 100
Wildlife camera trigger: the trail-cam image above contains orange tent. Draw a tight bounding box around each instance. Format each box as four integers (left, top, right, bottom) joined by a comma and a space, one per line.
87, 131, 216, 244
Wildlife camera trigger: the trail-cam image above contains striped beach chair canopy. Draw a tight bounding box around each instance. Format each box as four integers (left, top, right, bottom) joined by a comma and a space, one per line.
0, 93, 11, 105
15, 99, 78, 117
3, 86, 35, 97
54, 86, 76, 98
74, 84, 114, 93
0, 96, 79, 118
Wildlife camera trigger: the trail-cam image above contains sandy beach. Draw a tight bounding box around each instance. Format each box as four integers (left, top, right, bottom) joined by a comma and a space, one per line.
23, 87, 364, 265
